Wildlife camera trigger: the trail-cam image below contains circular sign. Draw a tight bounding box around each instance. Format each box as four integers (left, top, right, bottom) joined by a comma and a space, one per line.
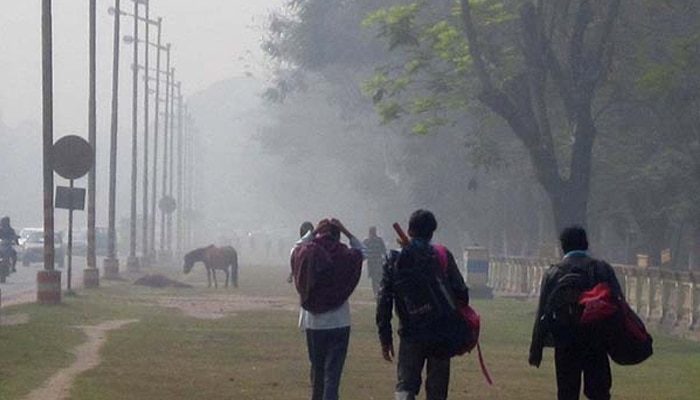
53, 135, 94, 180
159, 195, 177, 214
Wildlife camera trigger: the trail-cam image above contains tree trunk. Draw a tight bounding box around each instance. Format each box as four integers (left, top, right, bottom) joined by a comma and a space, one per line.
550, 181, 588, 233
460, 0, 619, 235
689, 225, 700, 270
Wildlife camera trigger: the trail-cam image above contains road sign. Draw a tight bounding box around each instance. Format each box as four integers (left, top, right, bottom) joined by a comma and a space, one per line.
53, 135, 94, 180
55, 186, 86, 210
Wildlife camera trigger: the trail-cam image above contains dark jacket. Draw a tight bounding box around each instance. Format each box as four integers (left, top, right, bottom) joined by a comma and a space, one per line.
528, 254, 624, 366
0, 226, 18, 245
376, 239, 469, 348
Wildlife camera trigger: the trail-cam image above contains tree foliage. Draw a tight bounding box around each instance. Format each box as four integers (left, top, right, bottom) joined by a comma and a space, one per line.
261, 0, 700, 263
365, 0, 626, 231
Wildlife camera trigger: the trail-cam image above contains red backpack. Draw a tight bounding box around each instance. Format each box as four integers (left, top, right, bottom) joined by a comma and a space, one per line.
578, 282, 653, 365
433, 245, 492, 385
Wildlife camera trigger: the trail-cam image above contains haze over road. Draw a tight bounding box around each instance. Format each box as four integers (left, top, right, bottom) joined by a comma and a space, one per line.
0, 260, 88, 307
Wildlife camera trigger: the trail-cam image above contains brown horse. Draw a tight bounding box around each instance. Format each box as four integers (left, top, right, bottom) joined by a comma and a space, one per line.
183, 245, 238, 288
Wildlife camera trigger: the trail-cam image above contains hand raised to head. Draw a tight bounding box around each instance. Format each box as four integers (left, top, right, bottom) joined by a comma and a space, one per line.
330, 219, 353, 238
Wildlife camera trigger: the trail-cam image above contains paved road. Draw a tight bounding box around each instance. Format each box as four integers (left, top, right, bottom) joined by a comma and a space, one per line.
0, 257, 89, 307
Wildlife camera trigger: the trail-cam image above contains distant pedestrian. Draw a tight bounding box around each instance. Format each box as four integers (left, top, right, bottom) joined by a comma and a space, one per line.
529, 225, 624, 400
288, 221, 314, 284
290, 218, 366, 400
376, 210, 469, 400
363, 226, 386, 298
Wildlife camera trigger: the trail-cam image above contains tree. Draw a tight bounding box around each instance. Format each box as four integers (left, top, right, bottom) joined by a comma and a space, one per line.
591, 0, 700, 266
262, 0, 562, 254
366, 0, 623, 231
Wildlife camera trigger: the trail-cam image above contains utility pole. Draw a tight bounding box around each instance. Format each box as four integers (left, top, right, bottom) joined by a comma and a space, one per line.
150, 20, 163, 263
176, 89, 184, 255
85, 0, 99, 287
104, 0, 121, 279
140, 0, 150, 267
159, 64, 172, 260
127, 0, 140, 271
166, 80, 178, 256
39, 0, 60, 304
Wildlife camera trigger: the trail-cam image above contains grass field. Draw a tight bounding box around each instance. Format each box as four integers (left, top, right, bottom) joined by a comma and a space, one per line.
0, 263, 699, 399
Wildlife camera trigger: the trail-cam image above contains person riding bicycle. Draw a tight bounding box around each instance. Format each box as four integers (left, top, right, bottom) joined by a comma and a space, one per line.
0, 216, 19, 272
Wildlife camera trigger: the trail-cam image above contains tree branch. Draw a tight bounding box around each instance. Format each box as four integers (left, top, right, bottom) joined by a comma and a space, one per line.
520, 4, 552, 140
459, 0, 494, 90
593, 0, 622, 83
569, 0, 592, 83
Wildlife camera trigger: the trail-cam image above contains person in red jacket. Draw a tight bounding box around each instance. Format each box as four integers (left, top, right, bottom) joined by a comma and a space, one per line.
290, 218, 366, 400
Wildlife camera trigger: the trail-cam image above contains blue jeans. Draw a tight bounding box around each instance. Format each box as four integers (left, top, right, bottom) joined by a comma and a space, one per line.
306, 327, 351, 400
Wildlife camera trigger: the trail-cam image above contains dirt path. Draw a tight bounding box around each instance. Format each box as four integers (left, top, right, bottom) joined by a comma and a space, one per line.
154, 293, 299, 319
22, 319, 139, 400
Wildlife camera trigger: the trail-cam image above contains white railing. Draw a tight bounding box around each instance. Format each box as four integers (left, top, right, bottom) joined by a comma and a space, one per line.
488, 256, 699, 332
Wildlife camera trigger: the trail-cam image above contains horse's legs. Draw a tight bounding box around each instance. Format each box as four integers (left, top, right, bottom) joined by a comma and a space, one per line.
232, 259, 238, 288
212, 268, 218, 288
206, 267, 212, 288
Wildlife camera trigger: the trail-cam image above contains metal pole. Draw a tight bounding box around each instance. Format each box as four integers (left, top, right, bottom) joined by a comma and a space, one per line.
67, 179, 74, 291
41, 0, 55, 272
87, 0, 97, 270
182, 108, 189, 250
159, 59, 171, 258
141, 0, 150, 267
186, 112, 193, 250
150, 20, 163, 262
190, 127, 198, 245
166, 79, 177, 255
38, 0, 61, 304
127, 0, 140, 270
105, 0, 121, 275
176, 88, 183, 255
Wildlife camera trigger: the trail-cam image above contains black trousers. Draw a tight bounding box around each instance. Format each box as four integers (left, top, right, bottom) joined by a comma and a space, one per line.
554, 340, 611, 400
396, 339, 450, 400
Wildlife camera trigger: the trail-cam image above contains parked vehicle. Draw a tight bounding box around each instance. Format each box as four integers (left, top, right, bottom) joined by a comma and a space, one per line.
72, 227, 110, 257
18, 228, 65, 268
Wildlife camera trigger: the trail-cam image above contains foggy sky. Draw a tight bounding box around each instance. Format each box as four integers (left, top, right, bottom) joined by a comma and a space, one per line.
0, 1, 411, 252
0, 1, 282, 230
0, 1, 281, 128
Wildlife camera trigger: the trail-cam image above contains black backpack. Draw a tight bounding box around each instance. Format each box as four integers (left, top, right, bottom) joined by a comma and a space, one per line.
393, 246, 456, 327
542, 263, 596, 338
391, 246, 470, 357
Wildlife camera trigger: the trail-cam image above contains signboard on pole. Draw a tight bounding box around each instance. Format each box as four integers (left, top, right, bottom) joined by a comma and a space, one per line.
55, 186, 86, 210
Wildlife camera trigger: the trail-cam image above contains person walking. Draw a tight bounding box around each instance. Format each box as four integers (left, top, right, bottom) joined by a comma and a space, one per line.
290, 218, 366, 400
288, 221, 315, 284
363, 226, 387, 298
529, 225, 624, 400
376, 209, 469, 400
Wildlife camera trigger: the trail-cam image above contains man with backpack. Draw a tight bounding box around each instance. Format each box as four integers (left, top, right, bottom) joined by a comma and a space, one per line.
529, 226, 624, 400
290, 218, 366, 400
376, 209, 470, 400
